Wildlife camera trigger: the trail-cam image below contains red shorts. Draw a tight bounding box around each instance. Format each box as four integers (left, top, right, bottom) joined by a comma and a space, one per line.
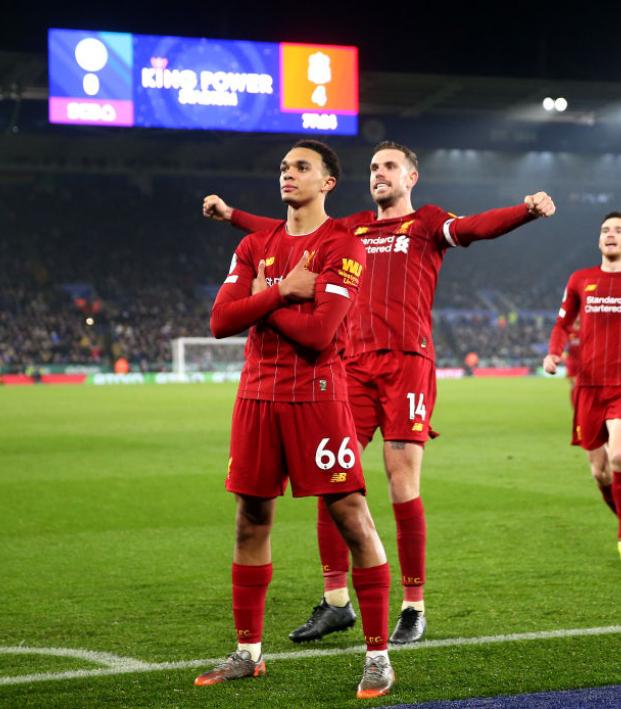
227, 398, 366, 498
572, 385, 621, 450
345, 351, 438, 447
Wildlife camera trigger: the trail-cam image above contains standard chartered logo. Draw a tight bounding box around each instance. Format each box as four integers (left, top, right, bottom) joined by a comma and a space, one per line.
585, 295, 621, 313
361, 234, 410, 255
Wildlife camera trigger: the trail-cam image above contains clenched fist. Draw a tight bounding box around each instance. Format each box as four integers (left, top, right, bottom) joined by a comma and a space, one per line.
524, 192, 556, 218
543, 353, 561, 374
202, 194, 232, 221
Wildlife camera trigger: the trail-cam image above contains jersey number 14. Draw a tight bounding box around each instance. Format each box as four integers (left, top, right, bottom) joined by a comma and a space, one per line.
407, 393, 427, 421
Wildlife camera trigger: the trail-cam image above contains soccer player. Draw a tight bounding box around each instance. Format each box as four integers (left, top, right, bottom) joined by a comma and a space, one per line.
194, 140, 394, 699
544, 212, 621, 549
203, 141, 556, 644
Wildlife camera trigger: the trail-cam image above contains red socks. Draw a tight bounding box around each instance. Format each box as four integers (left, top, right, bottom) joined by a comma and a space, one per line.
613, 472, 621, 539
317, 496, 426, 601
232, 562, 273, 643
598, 481, 617, 515
393, 498, 426, 601
317, 497, 350, 591
352, 563, 390, 651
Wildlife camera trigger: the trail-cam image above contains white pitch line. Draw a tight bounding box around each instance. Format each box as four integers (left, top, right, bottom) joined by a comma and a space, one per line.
1, 624, 620, 687
0, 646, 150, 670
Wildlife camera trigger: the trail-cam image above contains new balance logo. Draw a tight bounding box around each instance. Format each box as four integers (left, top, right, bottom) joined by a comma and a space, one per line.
330, 472, 348, 483
411, 422, 423, 432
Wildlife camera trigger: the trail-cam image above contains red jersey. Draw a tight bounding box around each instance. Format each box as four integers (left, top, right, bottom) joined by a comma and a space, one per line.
549, 266, 621, 386
211, 219, 366, 402
231, 203, 535, 363
339, 207, 457, 360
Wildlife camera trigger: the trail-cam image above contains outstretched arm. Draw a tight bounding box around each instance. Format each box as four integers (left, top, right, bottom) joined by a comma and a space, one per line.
232, 209, 280, 233
445, 192, 556, 247
202, 194, 280, 233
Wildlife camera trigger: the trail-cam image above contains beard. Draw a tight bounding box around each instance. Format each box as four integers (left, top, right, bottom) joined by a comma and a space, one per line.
372, 185, 404, 209
601, 244, 621, 261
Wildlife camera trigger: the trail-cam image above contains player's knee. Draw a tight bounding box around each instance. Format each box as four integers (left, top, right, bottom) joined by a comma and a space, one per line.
235, 518, 270, 548
386, 466, 419, 499
609, 451, 621, 471
590, 461, 609, 483
335, 512, 377, 555
237, 499, 273, 526
590, 466, 604, 483
235, 506, 272, 547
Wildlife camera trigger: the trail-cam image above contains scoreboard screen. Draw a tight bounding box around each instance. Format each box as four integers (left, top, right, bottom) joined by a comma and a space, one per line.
48, 29, 358, 135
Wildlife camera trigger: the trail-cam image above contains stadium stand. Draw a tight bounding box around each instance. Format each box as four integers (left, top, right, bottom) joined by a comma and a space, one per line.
0, 169, 608, 372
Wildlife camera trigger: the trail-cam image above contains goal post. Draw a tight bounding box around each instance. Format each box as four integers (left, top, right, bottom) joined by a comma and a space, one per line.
171, 337, 247, 376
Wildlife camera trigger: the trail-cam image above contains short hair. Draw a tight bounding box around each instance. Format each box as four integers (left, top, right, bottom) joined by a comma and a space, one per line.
373, 140, 419, 172
292, 139, 341, 182
601, 211, 621, 226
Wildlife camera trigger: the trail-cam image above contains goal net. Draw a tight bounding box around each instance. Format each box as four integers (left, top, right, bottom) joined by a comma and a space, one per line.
171, 337, 247, 376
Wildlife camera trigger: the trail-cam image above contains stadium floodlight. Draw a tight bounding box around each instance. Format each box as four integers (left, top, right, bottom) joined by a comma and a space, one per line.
542, 97, 555, 111
172, 337, 247, 376
554, 97, 568, 112
542, 96, 568, 113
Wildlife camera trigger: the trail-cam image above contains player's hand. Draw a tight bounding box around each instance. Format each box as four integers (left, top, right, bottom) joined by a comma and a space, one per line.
252, 260, 268, 295
543, 353, 561, 374
202, 194, 233, 221
524, 192, 556, 218
278, 251, 317, 301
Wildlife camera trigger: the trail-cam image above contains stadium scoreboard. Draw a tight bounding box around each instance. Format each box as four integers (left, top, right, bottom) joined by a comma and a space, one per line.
48, 29, 358, 135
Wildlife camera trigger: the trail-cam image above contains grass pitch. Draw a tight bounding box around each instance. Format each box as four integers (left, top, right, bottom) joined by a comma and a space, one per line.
1, 378, 620, 708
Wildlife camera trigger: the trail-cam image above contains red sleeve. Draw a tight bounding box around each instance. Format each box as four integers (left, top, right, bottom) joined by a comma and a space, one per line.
548, 275, 580, 355
267, 292, 352, 350
267, 229, 366, 351
446, 204, 536, 247
210, 236, 285, 338
230, 208, 281, 233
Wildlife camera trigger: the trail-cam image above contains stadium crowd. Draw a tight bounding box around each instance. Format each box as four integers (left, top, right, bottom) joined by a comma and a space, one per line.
0, 173, 598, 372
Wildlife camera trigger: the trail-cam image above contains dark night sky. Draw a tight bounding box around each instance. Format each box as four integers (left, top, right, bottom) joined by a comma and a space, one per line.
2, 1, 621, 81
